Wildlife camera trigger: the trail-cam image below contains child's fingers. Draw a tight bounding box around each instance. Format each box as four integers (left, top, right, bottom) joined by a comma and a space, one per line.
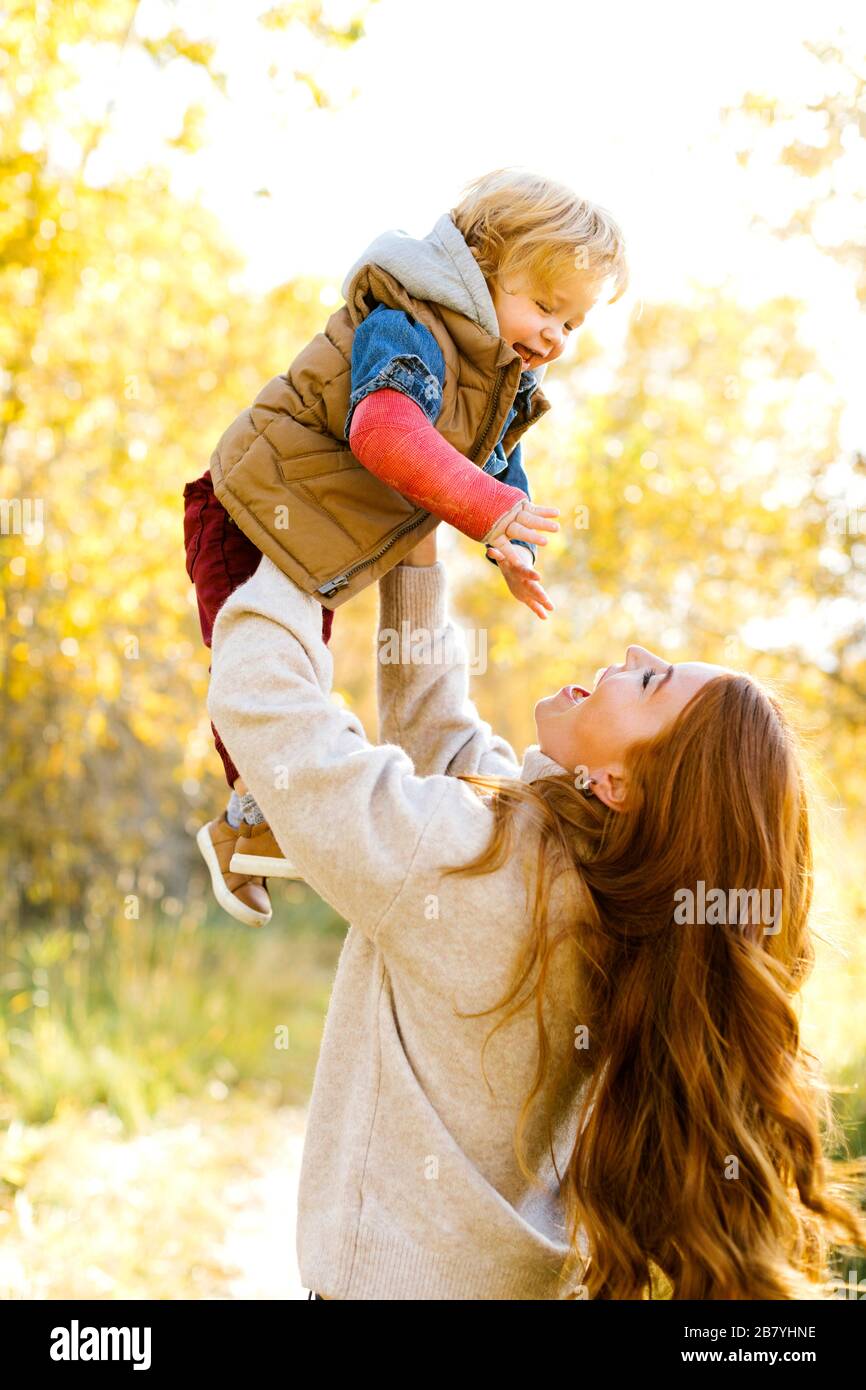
527, 586, 553, 611
523, 577, 553, 609
526, 596, 550, 619
518, 511, 559, 533
511, 574, 553, 614
507, 559, 543, 580
507, 522, 550, 545
487, 541, 537, 573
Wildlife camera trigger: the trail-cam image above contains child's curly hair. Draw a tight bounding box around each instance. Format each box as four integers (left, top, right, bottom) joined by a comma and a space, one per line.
451, 166, 628, 304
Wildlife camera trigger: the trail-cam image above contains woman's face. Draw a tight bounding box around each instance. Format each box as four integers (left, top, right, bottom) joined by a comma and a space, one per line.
534, 645, 728, 811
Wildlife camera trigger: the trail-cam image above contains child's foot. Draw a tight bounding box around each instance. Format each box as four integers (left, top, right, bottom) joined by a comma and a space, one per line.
230, 818, 306, 881
196, 815, 272, 927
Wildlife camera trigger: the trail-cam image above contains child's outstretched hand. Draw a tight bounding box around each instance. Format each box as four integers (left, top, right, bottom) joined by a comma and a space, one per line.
485, 500, 559, 550
485, 540, 554, 620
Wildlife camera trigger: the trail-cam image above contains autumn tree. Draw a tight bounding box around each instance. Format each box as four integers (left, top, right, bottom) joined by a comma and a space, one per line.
0, 0, 372, 927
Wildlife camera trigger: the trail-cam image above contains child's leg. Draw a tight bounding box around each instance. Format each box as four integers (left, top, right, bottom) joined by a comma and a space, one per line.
185, 471, 335, 779
183, 469, 262, 791
184, 473, 336, 900
185, 472, 276, 923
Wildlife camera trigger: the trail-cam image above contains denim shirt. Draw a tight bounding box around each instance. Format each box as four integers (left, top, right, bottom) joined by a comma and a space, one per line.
343, 303, 537, 563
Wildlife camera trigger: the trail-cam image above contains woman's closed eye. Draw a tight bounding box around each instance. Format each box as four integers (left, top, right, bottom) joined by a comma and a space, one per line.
641, 663, 674, 692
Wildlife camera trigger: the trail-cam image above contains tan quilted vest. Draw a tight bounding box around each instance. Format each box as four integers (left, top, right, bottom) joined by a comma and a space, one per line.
209, 261, 551, 609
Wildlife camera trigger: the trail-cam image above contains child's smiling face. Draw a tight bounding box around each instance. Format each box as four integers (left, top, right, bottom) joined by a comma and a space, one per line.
488, 268, 601, 370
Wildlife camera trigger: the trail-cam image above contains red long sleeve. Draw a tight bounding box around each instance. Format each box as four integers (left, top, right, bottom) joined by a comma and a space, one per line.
348, 388, 527, 543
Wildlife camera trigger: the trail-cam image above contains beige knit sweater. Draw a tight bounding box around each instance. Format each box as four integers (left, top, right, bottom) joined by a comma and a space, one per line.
207, 556, 591, 1300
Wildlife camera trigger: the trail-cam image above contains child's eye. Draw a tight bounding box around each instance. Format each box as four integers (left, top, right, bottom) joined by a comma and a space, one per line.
535, 299, 575, 332
641, 667, 656, 689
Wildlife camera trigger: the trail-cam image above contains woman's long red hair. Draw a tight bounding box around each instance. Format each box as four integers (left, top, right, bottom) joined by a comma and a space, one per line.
444, 672, 865, 1298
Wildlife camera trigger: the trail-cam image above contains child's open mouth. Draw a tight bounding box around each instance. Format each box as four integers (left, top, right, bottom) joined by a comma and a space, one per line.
514, 342, 543, 367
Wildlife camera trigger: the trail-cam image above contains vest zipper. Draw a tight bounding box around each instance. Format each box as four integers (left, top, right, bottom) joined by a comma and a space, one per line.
317, 509, 430, 597
469, 365, 508, 464
317, 363, 510, 599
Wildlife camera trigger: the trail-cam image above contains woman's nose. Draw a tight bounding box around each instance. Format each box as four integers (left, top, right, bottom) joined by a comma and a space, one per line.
626, 644, 662, 667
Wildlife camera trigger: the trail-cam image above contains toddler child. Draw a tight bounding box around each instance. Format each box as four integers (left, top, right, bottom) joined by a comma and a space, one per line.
183, 168, 627, 926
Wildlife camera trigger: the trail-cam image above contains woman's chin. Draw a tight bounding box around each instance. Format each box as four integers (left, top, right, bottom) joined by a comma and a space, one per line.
536, 687, 585, 723
533, 709, 549, 750
533, 697, 552, 728
533, 698, 564, 738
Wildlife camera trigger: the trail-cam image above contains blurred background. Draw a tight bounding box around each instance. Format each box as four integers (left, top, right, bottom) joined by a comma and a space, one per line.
1, 0, 865, 1298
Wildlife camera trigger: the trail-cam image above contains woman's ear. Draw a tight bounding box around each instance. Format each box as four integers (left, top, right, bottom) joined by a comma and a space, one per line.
590, 768, 629, 813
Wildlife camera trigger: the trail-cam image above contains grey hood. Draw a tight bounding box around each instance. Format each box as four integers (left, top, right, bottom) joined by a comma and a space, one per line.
341, 212, 549, 386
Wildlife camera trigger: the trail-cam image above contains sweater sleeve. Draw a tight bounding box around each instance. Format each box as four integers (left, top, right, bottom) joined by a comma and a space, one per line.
375, 561, 522, 779
206, 556, 505, 938
349, 389, 527, 544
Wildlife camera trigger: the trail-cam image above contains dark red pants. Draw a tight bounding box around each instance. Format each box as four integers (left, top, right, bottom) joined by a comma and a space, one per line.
183, 469, 334, 789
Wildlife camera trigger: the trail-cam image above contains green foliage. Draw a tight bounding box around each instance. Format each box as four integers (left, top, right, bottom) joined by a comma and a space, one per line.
0, 894, 346, 1131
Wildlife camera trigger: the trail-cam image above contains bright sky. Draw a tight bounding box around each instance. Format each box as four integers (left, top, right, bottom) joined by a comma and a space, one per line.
80, 0, 866, 453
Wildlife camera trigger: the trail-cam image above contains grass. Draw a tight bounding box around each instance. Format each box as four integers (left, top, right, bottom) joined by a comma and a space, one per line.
0, 883, 346, 1134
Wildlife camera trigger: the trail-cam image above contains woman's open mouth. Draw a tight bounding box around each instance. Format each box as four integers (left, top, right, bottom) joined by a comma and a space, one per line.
560, 684, 592, 704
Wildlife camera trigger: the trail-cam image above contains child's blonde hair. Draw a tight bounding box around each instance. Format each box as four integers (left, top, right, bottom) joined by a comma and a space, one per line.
451, 166, 628, 304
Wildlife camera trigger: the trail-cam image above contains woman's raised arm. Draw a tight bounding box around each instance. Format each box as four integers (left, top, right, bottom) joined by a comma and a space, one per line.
375, 541, 522, 780
206, 556, 502, 939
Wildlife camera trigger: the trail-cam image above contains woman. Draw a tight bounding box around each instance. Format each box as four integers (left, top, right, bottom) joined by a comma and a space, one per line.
206, 528, 864, 1300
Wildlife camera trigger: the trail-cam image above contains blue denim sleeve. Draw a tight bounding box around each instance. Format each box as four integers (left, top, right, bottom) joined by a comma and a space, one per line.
343, 304, 446, 441
484, 439, 536, 566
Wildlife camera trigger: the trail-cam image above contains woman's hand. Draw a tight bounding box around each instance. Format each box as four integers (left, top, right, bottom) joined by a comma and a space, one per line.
399, 527, 438, 567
